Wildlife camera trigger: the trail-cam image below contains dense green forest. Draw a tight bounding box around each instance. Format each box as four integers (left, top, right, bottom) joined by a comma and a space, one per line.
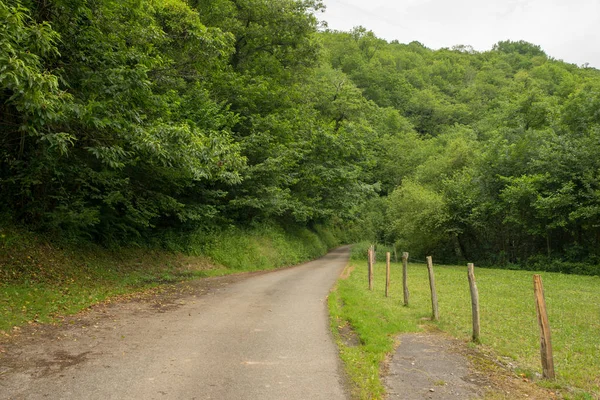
2, 0, 600, 273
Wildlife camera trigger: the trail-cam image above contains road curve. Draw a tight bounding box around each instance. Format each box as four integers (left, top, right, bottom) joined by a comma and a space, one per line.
1, 246, 350, 400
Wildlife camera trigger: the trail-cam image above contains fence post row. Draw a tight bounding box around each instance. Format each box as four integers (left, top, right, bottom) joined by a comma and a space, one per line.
365, 248, 558, 381
426, 256, 439, 321
402, 252, 409, 306
533, 274, 555, 380
467, 263, 480, 342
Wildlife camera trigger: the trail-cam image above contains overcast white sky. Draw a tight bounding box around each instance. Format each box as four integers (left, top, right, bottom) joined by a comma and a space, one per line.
318, 0, 600, 68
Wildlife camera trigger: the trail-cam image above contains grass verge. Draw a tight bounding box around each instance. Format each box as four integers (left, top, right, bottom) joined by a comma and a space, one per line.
329, 256, 600, 399
1, 223, 340, 333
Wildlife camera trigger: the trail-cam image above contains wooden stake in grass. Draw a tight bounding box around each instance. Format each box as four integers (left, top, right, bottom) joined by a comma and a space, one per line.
372, 244, 376, 267
533, 274, 555, 380
371, 245, 376, 290
426, 256, 439, 321
385, 252, 391, 297
467, 263, 480, 342
402, 252, 409, 306
367, 248, 373, 291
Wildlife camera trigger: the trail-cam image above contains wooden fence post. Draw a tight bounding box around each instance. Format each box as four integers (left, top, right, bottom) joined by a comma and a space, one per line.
367, 248, 373, 291
467, 263, 480, 342
402, 252, 409, 306
533, 274, 555, 379
426, 256, 439, 321
385, 252, 391, 297
372, 244, 376, 267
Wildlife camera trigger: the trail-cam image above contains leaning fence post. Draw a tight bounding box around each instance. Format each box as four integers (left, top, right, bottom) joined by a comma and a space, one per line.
385, 252, 391, 297
533, 274, 555, 380
402, 252, 409, 306
426, 256, 439, 321
467, 263, 480, 342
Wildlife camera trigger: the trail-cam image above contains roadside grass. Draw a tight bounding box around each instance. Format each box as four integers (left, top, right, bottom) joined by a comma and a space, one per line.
330, 257, 600, 399
0, 243, 226, 332
0, 223, 339, 333
195, 224, 332, 270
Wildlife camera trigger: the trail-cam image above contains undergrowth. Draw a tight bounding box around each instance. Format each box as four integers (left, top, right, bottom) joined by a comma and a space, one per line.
0, 223, 341, 332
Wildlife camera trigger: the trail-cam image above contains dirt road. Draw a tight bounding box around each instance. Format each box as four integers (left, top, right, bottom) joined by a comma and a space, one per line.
1, 247, 350, 400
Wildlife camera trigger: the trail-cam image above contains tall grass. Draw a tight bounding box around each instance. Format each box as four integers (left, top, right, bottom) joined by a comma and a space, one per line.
331, 258, 600, 399
196, 224, 332, 270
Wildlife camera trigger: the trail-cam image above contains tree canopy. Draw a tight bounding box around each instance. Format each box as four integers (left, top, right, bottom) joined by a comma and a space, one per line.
3, 1, 600, 272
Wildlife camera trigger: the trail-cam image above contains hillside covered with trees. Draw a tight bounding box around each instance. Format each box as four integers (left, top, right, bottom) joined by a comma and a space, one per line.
3, 0, 600, 273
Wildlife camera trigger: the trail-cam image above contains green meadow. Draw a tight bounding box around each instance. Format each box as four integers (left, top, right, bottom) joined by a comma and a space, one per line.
330, 257, 600, 399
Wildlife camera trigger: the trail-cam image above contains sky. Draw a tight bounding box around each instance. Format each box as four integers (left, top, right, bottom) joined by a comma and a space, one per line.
317, 0, 600, 68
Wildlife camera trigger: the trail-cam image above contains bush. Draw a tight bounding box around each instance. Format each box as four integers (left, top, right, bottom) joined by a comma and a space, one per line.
527, 255, 600, 276
350, 241, 396, 262
191, 222, 340, 271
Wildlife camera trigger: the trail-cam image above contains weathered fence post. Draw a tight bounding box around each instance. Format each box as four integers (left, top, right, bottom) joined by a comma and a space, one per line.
402, 252, 409, 306
385, 252, 391, 297
372, 244, 376, 267
367, 247, 373, 291
467, 263, 480, 342
533, 274, 555, 380
426, 256, 439, 321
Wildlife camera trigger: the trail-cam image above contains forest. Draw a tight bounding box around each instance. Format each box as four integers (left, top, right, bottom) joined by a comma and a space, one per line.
2, 0, 600, 273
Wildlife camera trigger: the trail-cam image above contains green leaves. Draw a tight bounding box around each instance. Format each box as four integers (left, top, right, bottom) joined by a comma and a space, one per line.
3, 0, 600, 268
0, 0, 245, 240
0, 1, 70, 130
1, 0, 372, 243
388, 179, 450, 256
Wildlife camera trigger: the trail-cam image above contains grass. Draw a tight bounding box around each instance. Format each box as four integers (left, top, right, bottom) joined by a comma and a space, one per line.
0, 223, 340, 333
0, 243, 226, 332
329, 255, 600, 399
196, 224, 334, 270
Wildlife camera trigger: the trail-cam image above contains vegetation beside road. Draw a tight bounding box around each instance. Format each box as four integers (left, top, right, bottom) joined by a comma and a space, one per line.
330, 248, 600, 399
0, 223, 341, 332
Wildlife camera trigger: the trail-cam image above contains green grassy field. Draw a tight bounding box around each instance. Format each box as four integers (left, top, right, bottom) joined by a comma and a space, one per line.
329, 257, 600, 399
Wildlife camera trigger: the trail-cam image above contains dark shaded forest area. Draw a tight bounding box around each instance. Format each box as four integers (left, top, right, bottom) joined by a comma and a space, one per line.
3, 0, 600, 273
